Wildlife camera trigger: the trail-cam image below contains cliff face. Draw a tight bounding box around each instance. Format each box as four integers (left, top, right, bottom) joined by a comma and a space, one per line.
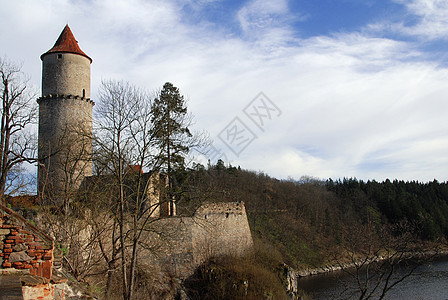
140, 201, 254, 279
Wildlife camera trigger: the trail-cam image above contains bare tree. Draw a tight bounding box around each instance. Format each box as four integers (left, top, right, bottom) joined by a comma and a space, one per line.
334, 221, 434, 300
94, 80, 167, 300
40, 79, 206, 299
0, 57, 37, 202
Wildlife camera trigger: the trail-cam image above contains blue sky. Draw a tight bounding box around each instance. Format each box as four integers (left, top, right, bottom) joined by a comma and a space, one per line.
1, 0, 448, 182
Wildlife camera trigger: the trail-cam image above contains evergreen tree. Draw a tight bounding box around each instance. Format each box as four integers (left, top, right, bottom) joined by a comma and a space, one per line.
150, 82, 192, 214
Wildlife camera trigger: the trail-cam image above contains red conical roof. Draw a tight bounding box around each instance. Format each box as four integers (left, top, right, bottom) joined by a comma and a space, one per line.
41, 25, 92, 62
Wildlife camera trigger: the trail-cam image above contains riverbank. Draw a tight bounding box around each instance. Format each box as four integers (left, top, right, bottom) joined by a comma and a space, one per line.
294, 248, 448, 278
297, 255, 448, 299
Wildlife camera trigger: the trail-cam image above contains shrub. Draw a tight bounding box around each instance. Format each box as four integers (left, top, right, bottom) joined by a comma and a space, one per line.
184, 242, 288, 300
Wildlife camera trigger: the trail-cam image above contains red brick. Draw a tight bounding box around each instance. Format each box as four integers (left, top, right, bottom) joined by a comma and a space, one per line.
36, 265, 43, 277
4, 248, 12, 253
24, 264, 32, 269
5, 240, 14, 243
43, 244, 53, 250
30, 268, 37, 276
13, 262, 22, 266
2, 262, 11, 268
24, 238, 33, 243
42, 261, 52, 278
4, 244, 11, 249
14, 239, 24, 244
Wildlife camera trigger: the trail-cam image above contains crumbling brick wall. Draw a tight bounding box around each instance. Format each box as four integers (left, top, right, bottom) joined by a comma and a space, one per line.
0, 204, 54, 278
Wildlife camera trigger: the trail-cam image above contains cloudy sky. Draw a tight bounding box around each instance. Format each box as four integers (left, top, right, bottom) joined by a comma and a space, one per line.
1, 0, 448, 182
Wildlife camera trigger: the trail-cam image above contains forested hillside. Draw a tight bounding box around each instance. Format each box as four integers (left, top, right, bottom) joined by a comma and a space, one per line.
5, 161, 448, 299
182, 161, 448, 269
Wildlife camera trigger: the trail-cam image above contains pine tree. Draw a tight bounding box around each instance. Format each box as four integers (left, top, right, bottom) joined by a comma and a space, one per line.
150, 82, 192, 214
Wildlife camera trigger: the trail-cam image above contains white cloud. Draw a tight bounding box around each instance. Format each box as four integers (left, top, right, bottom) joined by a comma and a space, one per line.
1, 0, 448, 182
370, 0, 448, 40
235, 0, 300, 49
237, 0, 289, 32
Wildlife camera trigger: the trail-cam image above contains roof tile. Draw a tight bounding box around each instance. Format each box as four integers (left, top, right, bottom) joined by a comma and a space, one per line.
41, 24, 92, 62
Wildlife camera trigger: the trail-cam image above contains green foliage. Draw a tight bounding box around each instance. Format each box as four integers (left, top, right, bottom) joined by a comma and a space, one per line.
185, 162, 448, 273
328, 178, 448, 240
150, 82, 192, 173
55, 242, 69, 256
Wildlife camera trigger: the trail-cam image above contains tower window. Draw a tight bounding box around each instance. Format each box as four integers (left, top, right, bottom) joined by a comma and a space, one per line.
82, 89, 86, 98
57, 54, 62, 59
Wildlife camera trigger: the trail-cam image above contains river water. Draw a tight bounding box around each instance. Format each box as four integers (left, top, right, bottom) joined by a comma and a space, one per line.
297, 257, 448, 299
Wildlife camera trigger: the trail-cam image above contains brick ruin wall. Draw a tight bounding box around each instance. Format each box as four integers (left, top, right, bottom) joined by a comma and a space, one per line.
141, 201, 253, 278
0, 205, 53, 279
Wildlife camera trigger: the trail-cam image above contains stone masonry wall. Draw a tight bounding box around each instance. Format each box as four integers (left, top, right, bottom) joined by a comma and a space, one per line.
145, 217, 196, 276
141, 201, 253, 279
42, 52, 90, 98
38, 50, 93, 202
37, 96, 94, 200
191, 202, 253, 266
0, 204, 53, 278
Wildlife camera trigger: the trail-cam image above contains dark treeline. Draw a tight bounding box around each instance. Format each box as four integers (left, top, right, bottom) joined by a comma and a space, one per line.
327, 178, 448, 240
181, 160, 448, 269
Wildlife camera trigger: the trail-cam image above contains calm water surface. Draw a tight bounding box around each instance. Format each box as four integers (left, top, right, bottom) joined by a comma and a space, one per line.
298, 257, 448, 299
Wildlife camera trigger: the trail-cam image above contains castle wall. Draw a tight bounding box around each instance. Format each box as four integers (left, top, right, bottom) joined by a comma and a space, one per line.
38, 96, 93, 199
191, 202, 253, 266
42, 53, 90, 98
38, 50, 93, 200
144, 217, 196, 276
141, 202, 253, 279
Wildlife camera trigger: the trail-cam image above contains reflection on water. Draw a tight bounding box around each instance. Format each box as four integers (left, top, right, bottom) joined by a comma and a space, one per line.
298, 257, 448, 299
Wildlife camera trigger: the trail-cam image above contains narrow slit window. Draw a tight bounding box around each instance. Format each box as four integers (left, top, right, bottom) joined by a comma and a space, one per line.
82, 89, 86, 98
57, 54, 62, 59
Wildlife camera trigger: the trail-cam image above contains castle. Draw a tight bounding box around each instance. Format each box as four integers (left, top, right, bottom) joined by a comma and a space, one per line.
37, 25, 93, 203
35, 25, 253, 279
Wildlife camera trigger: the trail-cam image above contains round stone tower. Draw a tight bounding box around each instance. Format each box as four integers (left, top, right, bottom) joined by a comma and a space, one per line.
38, 25, 94, 204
